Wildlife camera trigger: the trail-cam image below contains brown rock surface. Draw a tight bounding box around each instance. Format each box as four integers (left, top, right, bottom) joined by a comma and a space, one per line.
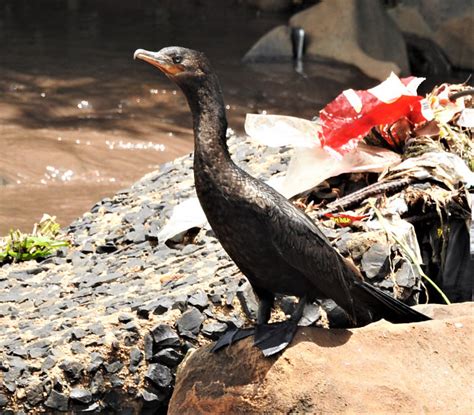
169, 302, 473, 414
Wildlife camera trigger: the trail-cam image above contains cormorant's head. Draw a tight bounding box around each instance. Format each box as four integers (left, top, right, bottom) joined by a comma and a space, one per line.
134, 46, 211, 84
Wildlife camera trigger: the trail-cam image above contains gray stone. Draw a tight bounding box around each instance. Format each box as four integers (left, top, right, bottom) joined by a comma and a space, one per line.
361, 242, 390, 279
0, 391, 7, 407
59, 360, 83, 382
176, 308, 205, 337
71, 341, 87, 355
145, 363, 173, 388
201, 321, 228, 339
144, 333, 154, 361
152, 297, 175, 315
90, 371, 105, 395
243, 25, 293, 62
105, 361, 123, 374
298, 303, 321, 327
129, 347, 143, 370
395, 260, 417, 288
150, 324, 181, 348
25, 381, 43, 405
188, 290, 209, 309
152, 348, 183, 367
237, 282, 259, 320
70, 328, 87, 340
289, 0, 409, 80
44, 390, 69, 411
88, 352, 104, 372
70, 387, 92, 404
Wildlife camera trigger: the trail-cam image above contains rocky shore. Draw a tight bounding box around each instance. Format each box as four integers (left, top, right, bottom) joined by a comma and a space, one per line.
0, 132, 469, 413
0, 134, 293, 414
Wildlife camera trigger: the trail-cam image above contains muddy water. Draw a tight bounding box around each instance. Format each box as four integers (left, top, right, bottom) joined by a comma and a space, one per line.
0, 1, 374, 234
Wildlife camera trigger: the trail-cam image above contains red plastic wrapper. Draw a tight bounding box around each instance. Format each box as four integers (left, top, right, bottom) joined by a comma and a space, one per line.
319, 73, 431, 153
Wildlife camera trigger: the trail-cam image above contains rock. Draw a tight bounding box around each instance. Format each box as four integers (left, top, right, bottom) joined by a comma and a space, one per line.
129, 347, 143, 372
236, 282, 259, 320
44, 390, 69, 412
361, 242, 390, 279
0, 391, 7, 407
69, 387, 92, 404
187, 290, 209, 310
176, 308, 205, 337
398, 0, 474, 70
105, 360, 124, 374
298, 303, 320, 326
169, 303, 473, 414
118, 313, 133, 323
152, 348, 183, 367
243, 25, 293, 62
143, 333, 154, 361
59, 360, 84, 382
88, 352, 104, 372
145, 363, 173, 389
201, 321, 228, 339
25, 381, 43, 406
150, 324, 181, 348
395, 259, 417, 287
289, 0, 409, 80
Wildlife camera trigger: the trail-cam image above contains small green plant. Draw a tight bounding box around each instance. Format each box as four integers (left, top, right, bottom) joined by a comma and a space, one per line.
0, 214, 69, 263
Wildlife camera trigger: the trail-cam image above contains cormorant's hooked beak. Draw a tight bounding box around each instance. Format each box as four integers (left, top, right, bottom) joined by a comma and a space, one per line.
133, 49, 184, 76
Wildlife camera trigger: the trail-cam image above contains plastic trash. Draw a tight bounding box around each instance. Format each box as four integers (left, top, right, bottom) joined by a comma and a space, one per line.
245, 114, 400, 198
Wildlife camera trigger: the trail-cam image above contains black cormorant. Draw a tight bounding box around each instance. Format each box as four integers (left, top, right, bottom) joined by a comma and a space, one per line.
134, 47, 430, 356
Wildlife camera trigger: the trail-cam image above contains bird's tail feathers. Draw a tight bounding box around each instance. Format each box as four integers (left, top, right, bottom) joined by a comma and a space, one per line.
352, 280, 431, 324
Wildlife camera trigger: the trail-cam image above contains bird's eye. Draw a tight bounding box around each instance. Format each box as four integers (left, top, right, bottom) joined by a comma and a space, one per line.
172, 55, 182, 64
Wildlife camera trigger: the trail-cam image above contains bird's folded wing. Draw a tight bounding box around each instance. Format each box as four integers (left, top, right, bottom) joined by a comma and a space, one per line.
265, 201, 356, 318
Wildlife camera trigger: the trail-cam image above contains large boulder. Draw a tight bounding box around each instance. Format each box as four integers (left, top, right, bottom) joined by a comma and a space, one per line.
389, 0, 474, 70
244, 0, 410, 80
289, 0, 409, 80
169, 302, 473, 414
243, 25, 293, 62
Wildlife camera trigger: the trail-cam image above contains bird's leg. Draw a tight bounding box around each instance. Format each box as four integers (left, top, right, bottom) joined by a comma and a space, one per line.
256, 291, 275, 325
254, 296, 307, 357
210, 288, 274, 353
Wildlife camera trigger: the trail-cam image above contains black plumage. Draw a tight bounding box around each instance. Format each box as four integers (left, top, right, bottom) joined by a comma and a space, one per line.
134, 46, 430, 355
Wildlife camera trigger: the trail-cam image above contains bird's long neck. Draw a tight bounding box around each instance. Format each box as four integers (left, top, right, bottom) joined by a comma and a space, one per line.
180, 73, 230, 167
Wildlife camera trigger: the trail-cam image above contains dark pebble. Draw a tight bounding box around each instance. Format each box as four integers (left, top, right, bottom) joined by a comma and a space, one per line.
41, 356, 57, 372
299, 303, 321, 326
105, 361, 124, 374
70, 387, 92, 404
150, 324, 180, 348
361, 242, 390, 279
176, 308, 205, 337
188, 290, 209, 309
151, 297, 175, 315
70, 328, 87, 340
236, 282, 259, 319
152, 348, 183, 367
144, 333, 154, 361
25, 382, 44, 405
201, 321, 228, 339
59, 360, 84, 382
71, 341, 87, 355
96, 243, 118, 254
145, 363, 173, 388
129, 347, 143, 367
44, 390, 69, 411
90, 371, 105, 395
0, 392, 7, 407
88, 352, 104, 372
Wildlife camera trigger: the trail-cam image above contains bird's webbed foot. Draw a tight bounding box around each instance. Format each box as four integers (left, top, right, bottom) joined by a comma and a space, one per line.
254, 296, 307, 357
211, 291, 274, 353
210, 326, 255, 353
